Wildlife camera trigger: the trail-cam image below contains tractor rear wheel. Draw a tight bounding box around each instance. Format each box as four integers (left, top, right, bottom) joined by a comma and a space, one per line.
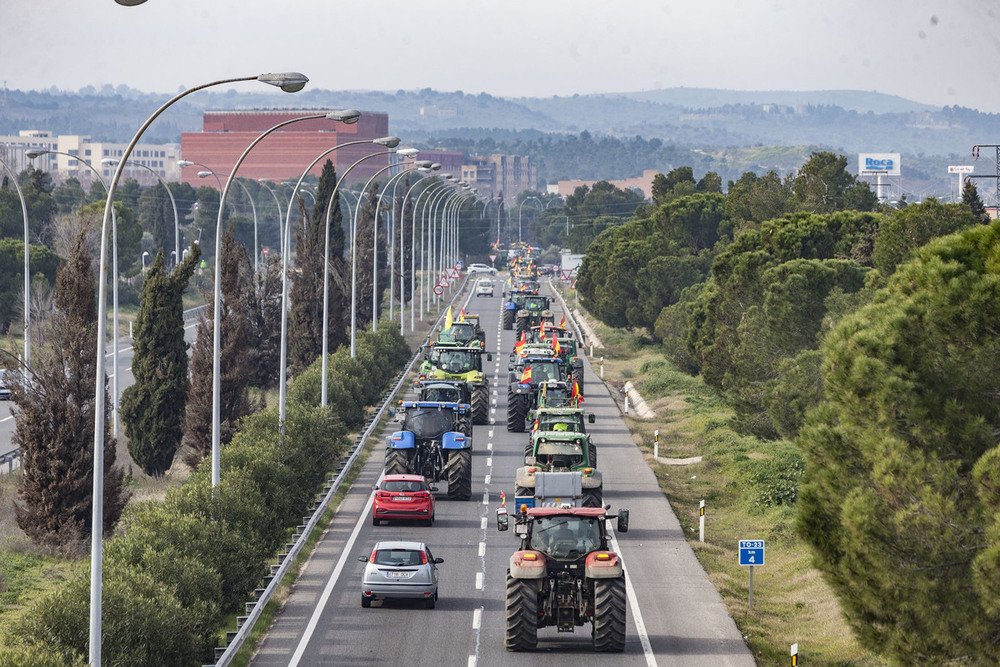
507, 393, 527, 432
582, 486, 603, 508
524, 441, 534, 463
504, 572, 538, 651
515, 317, 527, 338
588, 442, 598, 469
472, 385, 489, 425
503, 309, 514, 330
446, 449, 472, 500
385, 448, 410, 475
592, 577, 627, 652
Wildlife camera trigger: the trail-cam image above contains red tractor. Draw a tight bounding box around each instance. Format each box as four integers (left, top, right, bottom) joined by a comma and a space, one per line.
496, 504, 630, 652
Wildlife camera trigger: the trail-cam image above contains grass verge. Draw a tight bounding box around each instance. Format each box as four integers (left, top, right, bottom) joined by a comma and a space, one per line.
581, 312, 885, 666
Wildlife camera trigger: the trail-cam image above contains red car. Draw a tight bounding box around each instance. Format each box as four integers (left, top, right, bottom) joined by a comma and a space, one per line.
373, 474, 436, 526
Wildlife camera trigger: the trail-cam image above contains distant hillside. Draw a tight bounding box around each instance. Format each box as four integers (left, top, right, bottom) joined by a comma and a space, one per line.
2, 85, 994, 199
616, 87, 940, 114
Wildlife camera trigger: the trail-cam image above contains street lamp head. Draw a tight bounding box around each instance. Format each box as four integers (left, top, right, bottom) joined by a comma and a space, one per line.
115, 0, 147, 5
177, 160, 195, 168
415, 160, 433, 168
257, 72, 310, 93
25, 149, 49, 159
373, 136, 401, 148
197, 171, 213, 178
430, 163, 442, 171
327, 109, 361, 124
397, 148, 420, 158
101, 158, 119, 166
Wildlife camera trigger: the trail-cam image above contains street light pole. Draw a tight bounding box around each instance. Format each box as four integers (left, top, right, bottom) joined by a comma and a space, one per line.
375, 164, 430, 322
398, 166, 440, 333
85, 70, 309, 667
209, 109, 358, 478
103, 158, 180, 269
0, 156, 31, 373
193, 169, 258, 274
257, 179, 285, 258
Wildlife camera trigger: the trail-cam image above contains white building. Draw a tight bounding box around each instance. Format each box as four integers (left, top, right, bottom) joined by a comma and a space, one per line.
1, 130, 181, 187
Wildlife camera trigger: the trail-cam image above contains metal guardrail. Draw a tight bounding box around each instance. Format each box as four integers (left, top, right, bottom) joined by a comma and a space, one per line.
212, 278, 470, 666
0, 448, 21, 474
547, 278, 588, 349
184, 304, 208, 321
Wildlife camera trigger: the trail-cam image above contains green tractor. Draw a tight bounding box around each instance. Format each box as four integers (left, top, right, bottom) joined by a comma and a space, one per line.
514, 295, 554, 338
420, 343, 491, 425
506, 356, 566, 432
515, 424, 602, 509
437, 316, 485, 348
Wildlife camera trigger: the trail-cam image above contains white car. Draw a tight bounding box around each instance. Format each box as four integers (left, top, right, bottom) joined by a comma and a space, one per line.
359, 541, 443, 608
475, 278, 494, 297
466, 263, 497, 275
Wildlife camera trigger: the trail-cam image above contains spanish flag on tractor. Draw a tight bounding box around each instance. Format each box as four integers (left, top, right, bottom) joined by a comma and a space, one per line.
571, 378, 584, 403
552, 336, 561, 355
520, 366, 532, 384
514, 331, 526, 354
559, 314, 566, 328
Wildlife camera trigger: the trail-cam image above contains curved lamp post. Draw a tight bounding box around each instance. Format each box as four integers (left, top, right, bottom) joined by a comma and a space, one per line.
355, 149, 422, 335
398, 165, 441, 332
210, 108, 359, 477
257, 179, 285, 258
102, 158, 180, 269
373, 162, 434, 325
260, 135, 402, 411
86, 70, 309, 667
518, 195, 542, 244
413, 177, 453, 320
193, 169, 260, 273
28, 149, 124, 437
0, 156, 31, 373
275, 133, 415, 417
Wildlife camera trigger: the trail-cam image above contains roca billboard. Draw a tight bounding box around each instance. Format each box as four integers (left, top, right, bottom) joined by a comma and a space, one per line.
859, 153, 901, 176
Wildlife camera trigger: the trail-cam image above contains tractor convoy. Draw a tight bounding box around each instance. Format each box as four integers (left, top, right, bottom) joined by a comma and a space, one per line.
377, 246, 629, 652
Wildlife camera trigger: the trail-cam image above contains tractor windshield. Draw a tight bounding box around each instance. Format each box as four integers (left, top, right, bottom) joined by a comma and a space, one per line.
538, 414, 582, 432
403, 407, 456, 438
531, 516, 601, 560
437, 350, 475, 373
523, 296, 547, 311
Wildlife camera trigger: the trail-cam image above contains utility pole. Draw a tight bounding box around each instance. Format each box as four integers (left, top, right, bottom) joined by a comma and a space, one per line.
968, 145, 1000, 217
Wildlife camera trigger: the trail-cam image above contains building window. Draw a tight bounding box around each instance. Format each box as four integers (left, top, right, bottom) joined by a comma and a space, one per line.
85, 149, 92, 156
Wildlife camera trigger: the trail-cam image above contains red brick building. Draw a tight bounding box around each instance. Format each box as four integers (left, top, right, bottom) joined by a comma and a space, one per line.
180, 109, 392, 188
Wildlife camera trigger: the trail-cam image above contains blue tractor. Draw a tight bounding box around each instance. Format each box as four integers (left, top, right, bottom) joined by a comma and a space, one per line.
386, 401, 473, 500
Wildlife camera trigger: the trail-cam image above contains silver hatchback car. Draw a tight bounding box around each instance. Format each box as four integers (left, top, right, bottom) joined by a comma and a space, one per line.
359, 541, 443, 608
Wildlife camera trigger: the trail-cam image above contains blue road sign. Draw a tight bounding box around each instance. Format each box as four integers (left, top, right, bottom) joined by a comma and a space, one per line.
739, 539, 765, 566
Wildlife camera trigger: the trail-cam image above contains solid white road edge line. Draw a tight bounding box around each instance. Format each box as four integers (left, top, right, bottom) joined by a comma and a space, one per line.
288, 479, 380, 667
608, 528, 657, 666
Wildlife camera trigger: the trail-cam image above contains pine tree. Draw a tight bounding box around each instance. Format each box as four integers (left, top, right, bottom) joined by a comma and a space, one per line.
120, 246, 200, 476
962, 180, 990, 224
182, 224, 254, 467
11, 223, 128, 546
797, 221, 1000, 662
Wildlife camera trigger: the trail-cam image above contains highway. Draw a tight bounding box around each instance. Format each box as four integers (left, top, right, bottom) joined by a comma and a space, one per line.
249, 282, 753, 666
0, 312, 202, 471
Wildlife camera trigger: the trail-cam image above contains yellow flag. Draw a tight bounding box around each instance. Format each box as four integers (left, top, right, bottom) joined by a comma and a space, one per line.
445, 306, 453, 330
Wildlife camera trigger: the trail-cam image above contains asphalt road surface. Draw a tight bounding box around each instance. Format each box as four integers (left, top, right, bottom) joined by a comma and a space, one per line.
249, 281, 753, 666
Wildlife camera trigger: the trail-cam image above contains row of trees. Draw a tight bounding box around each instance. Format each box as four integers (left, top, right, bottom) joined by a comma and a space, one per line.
576, 151, 998, 661
2, 322, 410, 664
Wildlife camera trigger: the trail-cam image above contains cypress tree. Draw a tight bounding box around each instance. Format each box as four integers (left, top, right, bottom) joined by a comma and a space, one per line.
289, 162, 348, 373
962, 180, 990, 224
11, 223, 128, 545
182, 224, 254, 467
120, 246, 200, 476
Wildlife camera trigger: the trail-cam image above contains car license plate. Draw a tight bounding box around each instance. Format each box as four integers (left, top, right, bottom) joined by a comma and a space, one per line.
393, 496, 412, 502
387, 571, 413, 578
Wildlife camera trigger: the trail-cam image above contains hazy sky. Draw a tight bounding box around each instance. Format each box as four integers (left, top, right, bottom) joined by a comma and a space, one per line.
4, 0, 1000, 112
